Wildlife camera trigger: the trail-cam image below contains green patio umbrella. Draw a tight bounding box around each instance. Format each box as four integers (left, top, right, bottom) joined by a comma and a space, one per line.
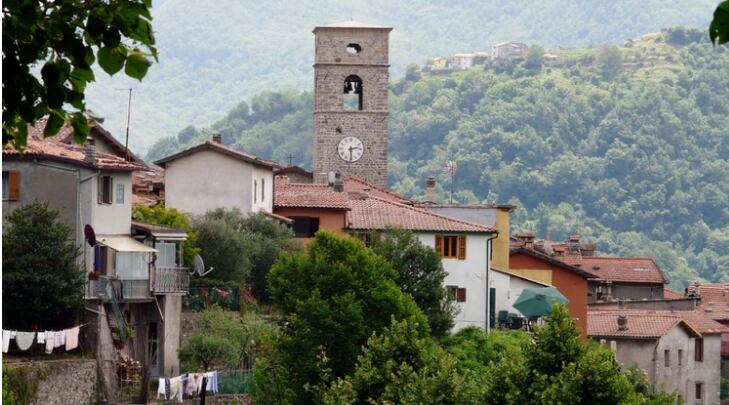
513, 287, 569, 318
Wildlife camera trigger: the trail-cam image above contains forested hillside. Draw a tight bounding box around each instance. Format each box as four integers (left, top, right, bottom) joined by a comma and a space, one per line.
86, 0, 717, 150
147, 30, 729, 287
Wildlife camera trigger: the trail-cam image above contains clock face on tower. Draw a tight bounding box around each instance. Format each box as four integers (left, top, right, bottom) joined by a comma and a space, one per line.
337, 136, 364, 162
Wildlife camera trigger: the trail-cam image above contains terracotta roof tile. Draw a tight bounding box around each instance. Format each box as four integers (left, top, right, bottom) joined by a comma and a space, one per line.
155, 141, 282, 169
574, 256, 667, 284
4, 133, 143, 171
664, 288, 684, 299
346, 195, 496, 233
274, 177, 350, 210
343, 176, 411, 203
588, 309, 728, 339
691, 283, 729, 321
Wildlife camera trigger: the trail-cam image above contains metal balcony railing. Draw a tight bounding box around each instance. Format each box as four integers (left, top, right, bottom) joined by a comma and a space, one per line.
86, 277, 151, 300
153, 267, 190, 294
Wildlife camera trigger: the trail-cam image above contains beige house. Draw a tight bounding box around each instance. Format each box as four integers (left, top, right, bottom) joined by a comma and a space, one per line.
589, 309, 727, 404
491, 41, 528, 60
156, 134, 282, 216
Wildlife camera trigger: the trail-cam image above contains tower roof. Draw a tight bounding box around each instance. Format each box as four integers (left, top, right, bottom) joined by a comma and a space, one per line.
314, 20, 392, 32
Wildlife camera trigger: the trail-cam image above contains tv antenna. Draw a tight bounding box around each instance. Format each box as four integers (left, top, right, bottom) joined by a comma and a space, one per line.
116, 87, 133, 161
442, 157, 457, 204
286, 153, 296, 167
192, 254, 214, 277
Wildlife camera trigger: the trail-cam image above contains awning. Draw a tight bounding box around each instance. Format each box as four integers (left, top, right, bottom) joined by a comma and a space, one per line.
98, 235, 157, 253
131, 221, 189, 241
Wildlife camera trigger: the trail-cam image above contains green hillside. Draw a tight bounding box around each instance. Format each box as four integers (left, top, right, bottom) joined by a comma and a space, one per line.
147, 29, 729, 287
84, 0, 718, 151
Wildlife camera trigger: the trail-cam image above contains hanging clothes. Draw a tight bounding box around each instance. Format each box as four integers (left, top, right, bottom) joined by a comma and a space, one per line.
204, 371, 219, 393
165, 378, 171, 400
45, 331, 55, 354
156, 378, 167, 399
54, 330, 65, 348
65, 326, 79, 351
36, 332, 45, 344
2, 330, 16, 353
15, 332, 35, 351
185, 373, 201, 396
169, 376, 184, 402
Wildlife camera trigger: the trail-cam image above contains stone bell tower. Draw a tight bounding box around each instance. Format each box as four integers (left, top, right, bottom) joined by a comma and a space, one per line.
312, 21, 392, 187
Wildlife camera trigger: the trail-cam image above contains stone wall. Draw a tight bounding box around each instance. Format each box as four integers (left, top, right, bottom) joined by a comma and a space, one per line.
3, 359, 97, 405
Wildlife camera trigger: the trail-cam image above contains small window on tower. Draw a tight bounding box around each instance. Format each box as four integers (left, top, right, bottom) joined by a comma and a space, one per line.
346, 43, 361, 55
343, 75, 363, 111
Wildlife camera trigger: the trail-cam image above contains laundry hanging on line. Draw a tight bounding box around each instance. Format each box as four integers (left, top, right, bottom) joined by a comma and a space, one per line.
158, 370, 219, 402
1, 325, 84, 354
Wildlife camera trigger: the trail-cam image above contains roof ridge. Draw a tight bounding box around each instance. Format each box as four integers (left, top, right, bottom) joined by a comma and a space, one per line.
365, 194, 495, 232
345, 175, 409, 201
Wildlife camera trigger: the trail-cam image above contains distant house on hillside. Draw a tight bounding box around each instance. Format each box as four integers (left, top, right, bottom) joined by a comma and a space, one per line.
155, 134, 282, 216
449, 53, 476, 70
491, 41, 528, 60
428, 56, 449, 71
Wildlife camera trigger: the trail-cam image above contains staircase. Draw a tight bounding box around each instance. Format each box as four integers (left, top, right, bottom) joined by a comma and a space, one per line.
97, 276, 129, 343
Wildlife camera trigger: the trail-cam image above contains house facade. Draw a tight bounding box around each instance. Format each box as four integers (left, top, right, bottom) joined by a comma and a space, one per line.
491, 41, 529, 60
3, 122, 190, 400
588, 310, 726, 404
490, 268, 549, 327
156, 135, 281, 216
273, 176, 497, 331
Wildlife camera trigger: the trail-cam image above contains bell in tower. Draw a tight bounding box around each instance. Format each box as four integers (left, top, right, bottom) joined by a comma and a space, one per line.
311, 21, 392, 187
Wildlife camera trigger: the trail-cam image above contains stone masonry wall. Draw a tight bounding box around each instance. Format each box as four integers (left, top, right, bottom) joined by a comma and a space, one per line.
313, 27, 390, 188
4, 359, 97, 405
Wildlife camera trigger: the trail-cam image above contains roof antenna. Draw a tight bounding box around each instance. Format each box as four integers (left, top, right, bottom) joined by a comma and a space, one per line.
116, 87, 133, 161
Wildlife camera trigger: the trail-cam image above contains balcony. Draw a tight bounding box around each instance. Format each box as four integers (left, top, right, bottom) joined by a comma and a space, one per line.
153, 267, 190, 294
85, 277, 151, 300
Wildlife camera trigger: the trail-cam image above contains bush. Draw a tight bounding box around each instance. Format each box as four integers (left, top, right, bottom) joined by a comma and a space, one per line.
2, 201, 84, 330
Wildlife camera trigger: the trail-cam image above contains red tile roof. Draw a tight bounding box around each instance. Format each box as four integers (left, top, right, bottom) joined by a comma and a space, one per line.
346, 194, 496, 233
664, 288, 684, 299
691, 283, 729, 321
344, 176, 411, 203
4, 132, 143, 171
573, 256, 667, 284
273, 177, 350, 210
588, 309, 728, 339
28, 117, 146, 164
155, 141, 282, 169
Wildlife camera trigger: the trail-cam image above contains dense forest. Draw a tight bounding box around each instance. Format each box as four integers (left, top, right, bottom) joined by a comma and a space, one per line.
146, 29, 729, 288
85, 0, 717, 150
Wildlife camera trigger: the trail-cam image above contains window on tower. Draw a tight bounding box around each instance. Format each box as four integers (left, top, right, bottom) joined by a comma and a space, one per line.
343, 75, 363, 111
346, 43, 361, 55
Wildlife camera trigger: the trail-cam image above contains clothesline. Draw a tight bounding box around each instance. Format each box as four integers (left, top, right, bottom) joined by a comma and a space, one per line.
157, 370, 219, 402
2, 324, 87, 354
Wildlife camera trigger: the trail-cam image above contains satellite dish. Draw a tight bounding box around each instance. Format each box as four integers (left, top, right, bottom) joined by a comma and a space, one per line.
84, 224, 96, 246
192, 254, 214, 277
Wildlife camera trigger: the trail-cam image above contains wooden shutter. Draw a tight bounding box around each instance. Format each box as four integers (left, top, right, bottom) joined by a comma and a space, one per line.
97, 176, 103, 203
435, 235, 443, 256
458, 235, 466, 260
457, 288, 467, 302
8, 171, 20, 201
107, 177, 113, 204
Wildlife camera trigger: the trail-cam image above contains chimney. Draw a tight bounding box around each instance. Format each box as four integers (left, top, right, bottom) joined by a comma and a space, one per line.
84, 144, 97, 164
212, 133, 222, 144
617, 315, 628, 331
425, 176, 436, 203
514, 231, 535, 249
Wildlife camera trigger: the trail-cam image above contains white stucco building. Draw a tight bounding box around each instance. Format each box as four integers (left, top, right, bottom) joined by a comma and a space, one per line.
490, 268, 548, 321
156, 135, 282, 216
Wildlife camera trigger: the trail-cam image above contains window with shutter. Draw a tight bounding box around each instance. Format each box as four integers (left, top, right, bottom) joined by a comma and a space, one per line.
695, 338, 703, 362
435, 235, 443, 255
435, 235, 459, 258
446, 285, 458, 301
98, 176, 113, 204
2, 171, 10, 200
456, 288, 467, 302
458, 235, 466, 260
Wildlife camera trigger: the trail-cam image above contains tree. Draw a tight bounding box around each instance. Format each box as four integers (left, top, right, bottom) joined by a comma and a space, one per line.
370, 229, 456, 337
2, 201, 84, 329
442, 326, 530, 373
524, 45, 545, 70
191, 209, 294, 299
253, 231, 428, 404
131, 203, 199, 266
178, 333, 237, 372
319, 318, 478, 404
3, 0, 158, 149
597, 45, 623, 78
179, 307, 278, 372
710, 1, 729, 45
